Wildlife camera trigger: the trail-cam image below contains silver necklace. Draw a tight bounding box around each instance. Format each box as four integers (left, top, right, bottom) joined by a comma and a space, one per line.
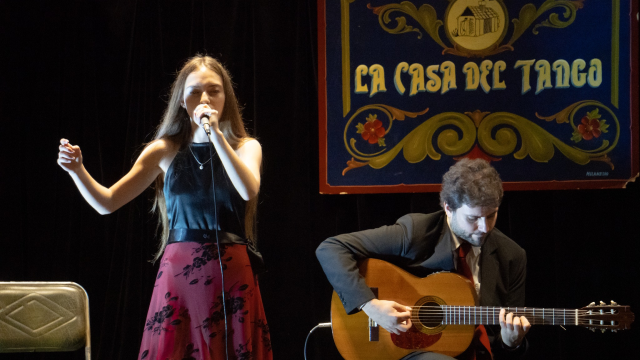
188, 146, 212, 170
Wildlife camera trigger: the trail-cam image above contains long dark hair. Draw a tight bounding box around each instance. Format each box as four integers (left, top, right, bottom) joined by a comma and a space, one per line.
150, 55, 258, 262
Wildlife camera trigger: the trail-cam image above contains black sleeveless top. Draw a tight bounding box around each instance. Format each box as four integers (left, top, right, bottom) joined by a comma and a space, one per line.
164, 142, 246, 238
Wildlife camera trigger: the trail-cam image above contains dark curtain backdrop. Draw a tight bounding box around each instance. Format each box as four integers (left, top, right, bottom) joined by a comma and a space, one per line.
0, 1, 638, 359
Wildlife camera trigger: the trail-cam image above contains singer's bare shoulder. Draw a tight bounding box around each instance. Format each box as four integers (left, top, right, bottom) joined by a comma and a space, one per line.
139, 139, 180, 173
235, 138, 262, 158
144, 138, 180, 152
236, 136, 259, 148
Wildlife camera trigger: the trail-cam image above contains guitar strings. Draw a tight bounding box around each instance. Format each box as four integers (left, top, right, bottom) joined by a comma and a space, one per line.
401, 306, 619, 325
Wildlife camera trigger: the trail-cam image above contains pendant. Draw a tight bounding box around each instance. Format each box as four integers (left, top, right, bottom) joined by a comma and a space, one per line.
199, 165, 204, 170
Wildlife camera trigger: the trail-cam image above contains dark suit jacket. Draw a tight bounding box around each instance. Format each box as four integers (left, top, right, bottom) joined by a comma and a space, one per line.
316, 211, 528, 359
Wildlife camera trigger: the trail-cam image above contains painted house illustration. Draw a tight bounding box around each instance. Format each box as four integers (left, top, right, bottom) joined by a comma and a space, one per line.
457, 1, 499, 37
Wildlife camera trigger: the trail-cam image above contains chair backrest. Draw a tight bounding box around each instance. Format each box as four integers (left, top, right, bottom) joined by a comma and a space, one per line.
0, 282, 91, 360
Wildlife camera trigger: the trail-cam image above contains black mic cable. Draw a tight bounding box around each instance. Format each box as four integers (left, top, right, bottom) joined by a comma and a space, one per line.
304, 322, 332, 360
206, 138, 229, 360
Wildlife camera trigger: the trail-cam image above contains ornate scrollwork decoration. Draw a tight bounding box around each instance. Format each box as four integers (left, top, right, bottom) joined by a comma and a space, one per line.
367, 1, 447, 48
535, 100, 620, 168
343, 106, 475, 174
478, 112, 584, 164
367, 0, 585, 58
508, 0, 585, 45
476, 101, 618, 168
343, 101, 619, 175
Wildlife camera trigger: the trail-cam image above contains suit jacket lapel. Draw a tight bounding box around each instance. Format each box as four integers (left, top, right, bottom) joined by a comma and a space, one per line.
424, 222, 456, 271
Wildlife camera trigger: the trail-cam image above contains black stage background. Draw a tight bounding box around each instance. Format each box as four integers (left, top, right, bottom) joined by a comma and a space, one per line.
0, 1, 638, 359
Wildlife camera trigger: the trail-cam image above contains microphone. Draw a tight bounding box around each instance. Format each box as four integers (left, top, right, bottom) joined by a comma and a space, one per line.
201, 114, 211, 135
195, 104, 214, 135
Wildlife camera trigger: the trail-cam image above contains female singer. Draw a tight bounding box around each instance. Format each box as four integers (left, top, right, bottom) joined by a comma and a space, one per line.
58, 55, 272, 360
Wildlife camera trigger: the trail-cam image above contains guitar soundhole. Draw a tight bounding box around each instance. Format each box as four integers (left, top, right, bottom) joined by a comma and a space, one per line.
412, 295, 446, 335
419, 301, 444, 327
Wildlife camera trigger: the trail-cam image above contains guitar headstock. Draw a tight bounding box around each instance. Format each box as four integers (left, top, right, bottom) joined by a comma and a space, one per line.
579, 301, 635, 332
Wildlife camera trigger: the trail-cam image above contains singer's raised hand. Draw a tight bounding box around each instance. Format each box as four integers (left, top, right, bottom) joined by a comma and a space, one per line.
193, 104, 219, 131
57, 138, 83, 173
56, 137, 171, 214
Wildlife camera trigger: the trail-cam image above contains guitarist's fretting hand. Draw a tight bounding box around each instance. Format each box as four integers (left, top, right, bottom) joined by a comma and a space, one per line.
362, 299, 412, 335
499, 308, 531, 348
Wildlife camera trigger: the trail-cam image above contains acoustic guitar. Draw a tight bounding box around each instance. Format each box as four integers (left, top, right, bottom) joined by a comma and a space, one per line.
330, 259, 634, 359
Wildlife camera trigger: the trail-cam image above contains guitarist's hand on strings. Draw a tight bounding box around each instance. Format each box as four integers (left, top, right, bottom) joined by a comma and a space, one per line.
499, 308, 531, 348
362, 299, 412, 335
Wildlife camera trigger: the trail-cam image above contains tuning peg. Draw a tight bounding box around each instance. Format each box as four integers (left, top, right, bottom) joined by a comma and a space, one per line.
599, 301, 606, 306
611, 300, 618, 306
612, 330, 617, 333
601, 329, 606, 333
588, 302, 595, 307
590, 328, 596, 332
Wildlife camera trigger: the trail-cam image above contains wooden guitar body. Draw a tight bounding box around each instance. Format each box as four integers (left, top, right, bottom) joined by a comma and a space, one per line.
330, 259, 477, 359
329, 259, 634, 360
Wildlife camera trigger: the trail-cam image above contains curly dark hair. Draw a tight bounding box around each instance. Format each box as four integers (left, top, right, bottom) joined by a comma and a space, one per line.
439, 158, 503, 211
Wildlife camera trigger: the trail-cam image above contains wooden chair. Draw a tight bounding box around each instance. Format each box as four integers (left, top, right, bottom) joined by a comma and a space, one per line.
0, 282, 91, 359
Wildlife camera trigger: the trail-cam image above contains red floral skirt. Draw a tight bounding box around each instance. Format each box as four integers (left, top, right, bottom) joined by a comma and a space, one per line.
138, 242, 272, 360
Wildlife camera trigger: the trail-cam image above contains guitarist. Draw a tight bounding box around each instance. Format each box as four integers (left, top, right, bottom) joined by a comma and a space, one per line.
317, 159, 530, 359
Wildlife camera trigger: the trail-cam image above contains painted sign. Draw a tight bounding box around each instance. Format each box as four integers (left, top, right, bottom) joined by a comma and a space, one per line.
318, 0, 638, 193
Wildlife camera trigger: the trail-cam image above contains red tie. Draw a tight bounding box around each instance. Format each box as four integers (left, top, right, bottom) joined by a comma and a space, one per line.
458, 243, 493, 360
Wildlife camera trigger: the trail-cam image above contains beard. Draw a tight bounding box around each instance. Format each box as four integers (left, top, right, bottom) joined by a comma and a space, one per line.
450, 215, 489, 247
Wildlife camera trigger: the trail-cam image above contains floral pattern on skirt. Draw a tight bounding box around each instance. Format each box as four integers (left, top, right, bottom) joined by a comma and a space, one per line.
139, 242, 272, 360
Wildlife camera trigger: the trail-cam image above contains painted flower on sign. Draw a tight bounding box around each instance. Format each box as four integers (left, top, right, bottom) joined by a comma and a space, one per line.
572, 109, 609, 143
356, 114, 386, 146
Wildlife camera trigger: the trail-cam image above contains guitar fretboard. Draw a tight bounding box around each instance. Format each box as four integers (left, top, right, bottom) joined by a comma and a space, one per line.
419, 306, 580, 326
